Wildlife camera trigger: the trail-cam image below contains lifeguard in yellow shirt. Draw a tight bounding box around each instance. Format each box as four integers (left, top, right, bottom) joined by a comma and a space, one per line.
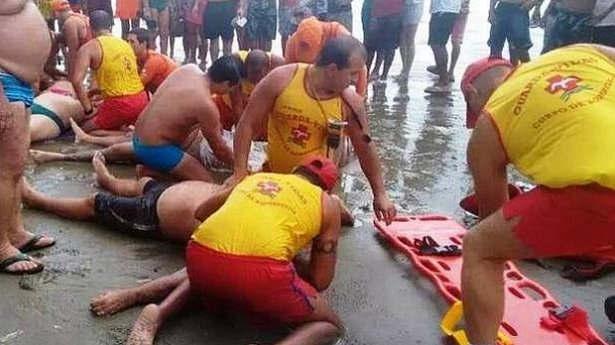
230, 36, 396, 226
70, 10, 148, 133
459, 44, 615, 345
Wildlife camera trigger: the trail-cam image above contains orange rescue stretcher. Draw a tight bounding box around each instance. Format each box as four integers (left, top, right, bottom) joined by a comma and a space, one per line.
374, 214, 608, 345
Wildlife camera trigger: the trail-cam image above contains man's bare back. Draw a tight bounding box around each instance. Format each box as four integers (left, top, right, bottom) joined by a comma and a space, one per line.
0, 1, 51, 83
156, 181, 223, 242
135, 65, 215, 145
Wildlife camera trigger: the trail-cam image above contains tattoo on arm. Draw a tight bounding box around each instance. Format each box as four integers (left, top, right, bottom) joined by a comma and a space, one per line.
314, 239, 338, 255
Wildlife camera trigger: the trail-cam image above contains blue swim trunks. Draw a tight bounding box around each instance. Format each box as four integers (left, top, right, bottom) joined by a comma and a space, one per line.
0, 72, 34, 108
132, 135, 184, 173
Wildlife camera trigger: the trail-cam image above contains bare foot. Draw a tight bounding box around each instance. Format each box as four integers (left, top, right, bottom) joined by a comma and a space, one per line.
91, 288, 140, 317
92, 151, 110, 187
70, 118, 87, 144
30, 149, 65, 164
126, 304, 161, 345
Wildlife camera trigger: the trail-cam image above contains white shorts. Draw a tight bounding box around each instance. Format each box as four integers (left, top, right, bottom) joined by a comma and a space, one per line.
198, 130, 267, 172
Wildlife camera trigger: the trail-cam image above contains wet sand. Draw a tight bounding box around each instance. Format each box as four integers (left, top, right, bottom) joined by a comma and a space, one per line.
1, 1, 614, 344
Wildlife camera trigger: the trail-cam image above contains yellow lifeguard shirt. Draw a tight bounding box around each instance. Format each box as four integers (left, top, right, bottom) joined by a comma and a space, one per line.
485, 44, 615, 189
267, 64, 343, 173
191, 173, 323, 262
95, 35, 144, 98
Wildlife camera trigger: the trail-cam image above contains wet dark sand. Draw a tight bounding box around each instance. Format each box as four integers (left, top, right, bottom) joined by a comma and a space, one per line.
1, 1, 614, 343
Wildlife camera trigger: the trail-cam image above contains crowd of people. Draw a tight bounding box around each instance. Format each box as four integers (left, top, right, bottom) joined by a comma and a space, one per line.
2, 0, 615, 344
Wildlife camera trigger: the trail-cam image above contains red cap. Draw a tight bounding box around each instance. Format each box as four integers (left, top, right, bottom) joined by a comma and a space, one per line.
51, 0, 71, 11
298, 155, 338, 191
461, 57, 513, 128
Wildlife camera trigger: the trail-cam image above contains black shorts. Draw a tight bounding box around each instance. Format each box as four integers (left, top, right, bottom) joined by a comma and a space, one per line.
94, 180, 172, 236
365, 13, 403, 51
488, 2, 532, 53
202, 0, 237, 40
428, 12, 459, 46
542, 4, 592, 53
593, 26, 615, 48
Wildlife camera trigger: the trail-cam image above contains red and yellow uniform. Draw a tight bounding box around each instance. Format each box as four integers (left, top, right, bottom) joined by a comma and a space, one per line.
93, 36, 148, 129
486, 44, 615, 190
140, 50, 177, 93
285, 17, 368, 96
267, 64, 343, 173
186, 173, 324, 324
482, 44, 615, 256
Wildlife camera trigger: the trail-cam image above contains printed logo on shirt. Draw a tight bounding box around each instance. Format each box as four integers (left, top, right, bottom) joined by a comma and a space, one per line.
256, 180, 282, 198
288, 124, 311, 147
545, 75, 592, 101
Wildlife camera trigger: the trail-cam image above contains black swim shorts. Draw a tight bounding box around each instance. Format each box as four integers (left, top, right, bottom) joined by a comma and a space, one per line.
94, 180, 172, 236
202, 0, 237, 40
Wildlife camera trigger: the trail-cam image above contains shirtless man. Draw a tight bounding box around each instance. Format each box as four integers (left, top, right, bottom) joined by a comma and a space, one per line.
231, 36, 396, 225
126, 28, 178, 94
0, 0, 55, 274
51, 0, 92, 74
30, 80, 85, 142
23, 152, 222, 244
542, 0, 596, 53
34, 57, 241, 181
71, 10, 148, 134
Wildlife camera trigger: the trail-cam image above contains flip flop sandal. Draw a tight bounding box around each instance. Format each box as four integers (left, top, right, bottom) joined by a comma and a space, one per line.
560, 260, 615, 282
0, 252, 44, 275
18, 234, 56, 253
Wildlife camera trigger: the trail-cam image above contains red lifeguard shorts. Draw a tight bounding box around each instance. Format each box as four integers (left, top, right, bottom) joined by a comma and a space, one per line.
185, 241, 317, 326
504, 184, 615, 257
93, 90, 148, 130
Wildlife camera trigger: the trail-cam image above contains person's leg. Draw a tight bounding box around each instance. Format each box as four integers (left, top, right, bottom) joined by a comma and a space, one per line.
488, 5, 507, 58
31, 141, 136, 164
21, 180, 96, 220
431, 43, 448, 85
398, 24, 418, 78
126, 278, 192, 345
371, 51, 385, 80
276, 294, 343, 345
509, 7, 532, 64
222, 38, 232, 56
380, 49, 396, 80
91, 268, 188, 316
158, 6, 171, 55
449, 13, 468, 79
71, 118, 132, 146
210, 37, 220, 61
92, 151, 152, 196
366, 49, 376, 77
0, 103, 45, 273
121, 19, 131, 39
169, 153, 213, 182
461, 210, 535, 343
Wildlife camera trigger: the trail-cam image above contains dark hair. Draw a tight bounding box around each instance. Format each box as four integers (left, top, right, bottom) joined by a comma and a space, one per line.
245, 50, 270, 74
294, 165, 328, 190
128, 28, 151, 49
315, 36, 367, 69
90, 10, 113, 33
208, 55, 243, 86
